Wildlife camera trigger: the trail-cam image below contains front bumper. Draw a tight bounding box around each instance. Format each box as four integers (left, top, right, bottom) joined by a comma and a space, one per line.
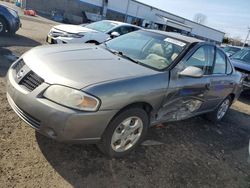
46, 35, 80, 44
6, 63, 118, 143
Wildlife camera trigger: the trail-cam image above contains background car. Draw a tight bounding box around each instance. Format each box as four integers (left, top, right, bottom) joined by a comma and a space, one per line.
230, 48, 250, 89
221, 45, 241, 57
0, 4, 21, 35
7, 30, 243, 157
46, 20, 141, 44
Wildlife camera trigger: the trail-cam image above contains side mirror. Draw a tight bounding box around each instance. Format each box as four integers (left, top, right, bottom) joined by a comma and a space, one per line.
179, 66, 204, 78
110, 32, 120, 38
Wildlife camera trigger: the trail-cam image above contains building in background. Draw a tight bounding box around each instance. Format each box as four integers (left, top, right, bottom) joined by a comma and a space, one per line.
22, 0, 225, 43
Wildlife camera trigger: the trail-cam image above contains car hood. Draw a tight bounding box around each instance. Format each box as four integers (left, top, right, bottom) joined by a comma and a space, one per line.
53, 24, 97, 34
231, 59, 250, 72
22, 44, 157, 89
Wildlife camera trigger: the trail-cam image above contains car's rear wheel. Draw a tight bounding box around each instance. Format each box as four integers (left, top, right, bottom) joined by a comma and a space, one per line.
205, 96, 232, 122
98, 108, 149, 158
0, 17, 7, 35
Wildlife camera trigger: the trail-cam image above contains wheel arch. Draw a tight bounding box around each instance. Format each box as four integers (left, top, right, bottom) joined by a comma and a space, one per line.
107, 102, 154, 126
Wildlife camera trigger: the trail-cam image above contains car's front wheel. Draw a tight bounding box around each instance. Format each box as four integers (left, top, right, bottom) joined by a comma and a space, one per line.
206, 96, 232, 122
98, 108, 149, 158
0, 17, 7, 35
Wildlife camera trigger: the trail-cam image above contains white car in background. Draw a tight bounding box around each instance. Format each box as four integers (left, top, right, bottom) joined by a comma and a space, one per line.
46, 20, 141, 44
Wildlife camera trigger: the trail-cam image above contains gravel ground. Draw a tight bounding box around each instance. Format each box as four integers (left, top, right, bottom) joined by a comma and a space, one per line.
0, 5, 250, 188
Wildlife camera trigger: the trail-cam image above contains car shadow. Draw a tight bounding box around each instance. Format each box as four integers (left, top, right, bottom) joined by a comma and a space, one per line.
0, 34, 41, 47
238, 90, 250, 105
36, 107, 250, 187
0, 48, 18, 77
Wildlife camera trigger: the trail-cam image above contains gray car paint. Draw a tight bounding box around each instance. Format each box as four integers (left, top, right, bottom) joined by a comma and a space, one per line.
6, 32, 243, 143
23, 44, 157, 89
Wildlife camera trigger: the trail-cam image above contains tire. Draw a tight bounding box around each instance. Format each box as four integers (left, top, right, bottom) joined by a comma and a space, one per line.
205, 96, 232, 122
97, 108, 149, 158
0, 17, 7, 35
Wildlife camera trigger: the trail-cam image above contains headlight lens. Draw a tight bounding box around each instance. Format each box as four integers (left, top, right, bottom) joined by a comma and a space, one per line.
43, 85, 100, 111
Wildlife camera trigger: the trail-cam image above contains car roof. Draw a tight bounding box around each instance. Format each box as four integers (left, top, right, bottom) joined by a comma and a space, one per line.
145, 29, 203, 44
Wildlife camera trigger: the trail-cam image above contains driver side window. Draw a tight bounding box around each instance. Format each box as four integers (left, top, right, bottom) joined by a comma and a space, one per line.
185, 45, 214, 75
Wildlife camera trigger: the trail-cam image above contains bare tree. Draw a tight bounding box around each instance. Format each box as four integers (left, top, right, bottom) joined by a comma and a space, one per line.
193, 13, 207, 25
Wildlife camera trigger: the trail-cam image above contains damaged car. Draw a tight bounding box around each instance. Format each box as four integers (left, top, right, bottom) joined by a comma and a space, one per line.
7, 30, 243, 157
46, 20, 141, 44
230, 48, 250, 89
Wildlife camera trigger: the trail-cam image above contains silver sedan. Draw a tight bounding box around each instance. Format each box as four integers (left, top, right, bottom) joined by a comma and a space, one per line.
6, 30, 243, 157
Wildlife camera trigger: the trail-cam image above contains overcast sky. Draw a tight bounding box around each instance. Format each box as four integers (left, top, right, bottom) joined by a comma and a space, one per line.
138, 0, 250, 40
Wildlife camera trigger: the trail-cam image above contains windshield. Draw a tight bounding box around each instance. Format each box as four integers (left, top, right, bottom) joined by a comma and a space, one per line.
231, 49, 250, 63
104, 30, 187, 70
84, 20, 118, 33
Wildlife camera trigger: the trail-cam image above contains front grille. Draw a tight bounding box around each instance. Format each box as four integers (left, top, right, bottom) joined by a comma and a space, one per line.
19, 71, 44, 91
7, 94, 41, 129
13, 59, 25, 73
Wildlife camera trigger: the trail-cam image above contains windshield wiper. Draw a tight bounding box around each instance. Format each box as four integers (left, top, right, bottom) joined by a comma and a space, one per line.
103, 42, 141, 65
118, 52, 141, 65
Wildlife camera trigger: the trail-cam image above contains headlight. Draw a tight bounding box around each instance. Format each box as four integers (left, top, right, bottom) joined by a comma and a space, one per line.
44, 85, 100, 111
62, 33, 84, 38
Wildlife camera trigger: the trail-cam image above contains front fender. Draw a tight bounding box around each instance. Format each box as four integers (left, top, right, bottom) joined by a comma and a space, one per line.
83, 72, 169, 111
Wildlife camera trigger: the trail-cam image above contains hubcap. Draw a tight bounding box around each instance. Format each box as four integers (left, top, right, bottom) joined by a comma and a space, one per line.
217, 99, 230, 120
111, 116, 143, 152
0, 21, 3, 32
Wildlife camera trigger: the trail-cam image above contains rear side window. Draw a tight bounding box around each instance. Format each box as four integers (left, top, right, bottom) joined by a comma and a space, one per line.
185, 45, 214, 75
213, 50, 226, 74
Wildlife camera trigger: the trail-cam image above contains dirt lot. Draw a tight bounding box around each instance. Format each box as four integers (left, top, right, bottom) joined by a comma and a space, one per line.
1, 5, 250, 188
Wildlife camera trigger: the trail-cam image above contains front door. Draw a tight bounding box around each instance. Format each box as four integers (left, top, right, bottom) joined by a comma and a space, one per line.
157, 44, 215, 122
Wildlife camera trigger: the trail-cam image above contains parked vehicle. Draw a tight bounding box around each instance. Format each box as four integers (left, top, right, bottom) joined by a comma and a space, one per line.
221, 45, 241, 57
7, 30, 243, 157
230, 48, 250, 89
0, 4, 21, 35
46, 20, 141, 44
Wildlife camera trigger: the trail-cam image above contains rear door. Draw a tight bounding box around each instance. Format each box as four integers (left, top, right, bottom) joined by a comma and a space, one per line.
158, 44, 215, 121
204, 48, 235, 109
